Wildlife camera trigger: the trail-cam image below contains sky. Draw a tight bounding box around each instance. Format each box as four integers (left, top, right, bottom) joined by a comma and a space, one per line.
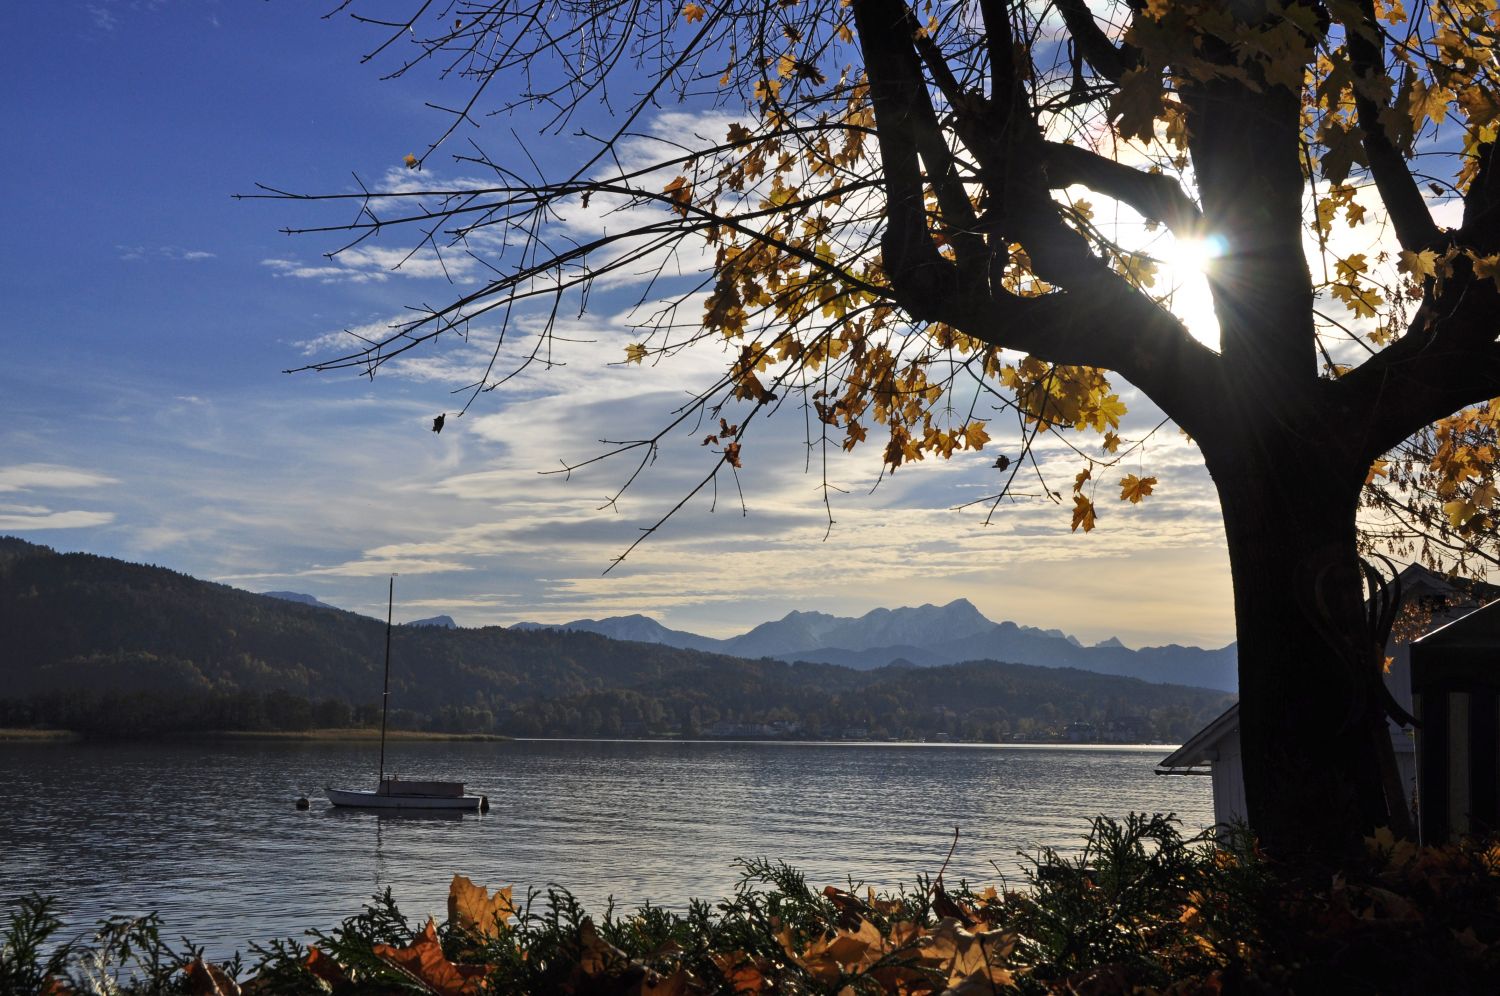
0, 0, 1244, 648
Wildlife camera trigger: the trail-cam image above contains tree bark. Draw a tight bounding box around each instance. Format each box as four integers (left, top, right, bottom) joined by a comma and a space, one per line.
1205, 426, 1393, 857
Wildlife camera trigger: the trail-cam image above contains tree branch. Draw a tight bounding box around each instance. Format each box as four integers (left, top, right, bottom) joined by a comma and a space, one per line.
1346, 0, 1441, 250
1339, 286, 1500, 457
1461, 142, 1500, 253
853, 0, 980, 306
1043, 142, 1204, 235
1052, 0, 1134, 83
943, 280, 1223, 431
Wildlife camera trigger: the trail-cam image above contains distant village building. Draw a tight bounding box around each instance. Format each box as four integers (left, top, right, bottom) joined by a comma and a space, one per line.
1156, 564, 1500, 836
1064, 722, 1097, 743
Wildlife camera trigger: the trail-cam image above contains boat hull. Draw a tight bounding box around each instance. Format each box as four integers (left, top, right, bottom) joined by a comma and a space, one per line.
326, 786, 482, 810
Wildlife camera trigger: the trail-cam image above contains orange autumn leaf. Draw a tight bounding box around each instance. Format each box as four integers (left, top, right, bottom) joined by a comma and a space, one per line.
680, 3, 706, 23
303, 947, 348, 986
1071, 494, 1097, 532
447, 874, 515, 939
372, 919, 488, 996
663, 175, 694, 217
1120, 474, 1157, 504
709, 950, 766, 993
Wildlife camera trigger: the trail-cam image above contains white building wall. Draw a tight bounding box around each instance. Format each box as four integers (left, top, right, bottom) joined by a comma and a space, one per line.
1210, 737, 1247, 830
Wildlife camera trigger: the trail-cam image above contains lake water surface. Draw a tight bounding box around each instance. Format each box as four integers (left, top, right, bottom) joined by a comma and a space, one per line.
0, 738, 1209, 957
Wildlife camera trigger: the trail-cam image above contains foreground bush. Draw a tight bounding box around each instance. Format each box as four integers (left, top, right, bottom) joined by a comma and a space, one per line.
5, 814, 1500, 994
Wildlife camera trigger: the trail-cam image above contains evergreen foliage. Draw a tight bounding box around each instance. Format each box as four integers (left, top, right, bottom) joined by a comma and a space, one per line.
8, 816, 1500, 993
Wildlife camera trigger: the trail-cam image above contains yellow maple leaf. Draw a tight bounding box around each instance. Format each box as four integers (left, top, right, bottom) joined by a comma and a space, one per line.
1071, 494, 1097, 532
1085, 392, 1127, 432
1407, 77, 1451, 131
1120, 474, 1158, 503
1335, 252, 1369, 279
1330, 282, 1384, 319
403, 153, 418, 169
962, 420, 990, 450
680, 3, 706, 23
624, 343, 648, 364
1444, 498, 1478, 529
754, 78, 782, 102
1398, 248, 1438, 279
1468, 252, 1500, 291
1103, 431, 1122, 454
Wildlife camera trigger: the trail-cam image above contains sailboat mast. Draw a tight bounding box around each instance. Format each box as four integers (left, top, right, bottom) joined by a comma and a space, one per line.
378, 575, 393, 784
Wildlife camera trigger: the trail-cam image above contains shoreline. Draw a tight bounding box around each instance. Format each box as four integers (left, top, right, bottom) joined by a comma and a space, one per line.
0, 728, 1173, 748
0, 728, 510, 743
0, 728, 83, 742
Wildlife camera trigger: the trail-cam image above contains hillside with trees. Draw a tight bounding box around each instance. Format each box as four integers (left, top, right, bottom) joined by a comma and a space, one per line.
0, 538, 1230, 740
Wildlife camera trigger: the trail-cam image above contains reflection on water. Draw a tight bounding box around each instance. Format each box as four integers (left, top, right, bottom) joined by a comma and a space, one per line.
0, 738, 1208, 957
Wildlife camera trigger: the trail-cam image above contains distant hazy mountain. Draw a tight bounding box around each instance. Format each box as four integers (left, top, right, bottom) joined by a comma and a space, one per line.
512, 614, 723, 652
262, 590, 336, 610
407, 614, 458, 629
514, 598, 1237, 691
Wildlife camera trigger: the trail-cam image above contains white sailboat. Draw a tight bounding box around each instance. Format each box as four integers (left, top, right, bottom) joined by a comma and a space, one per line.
326, 578, 484, 811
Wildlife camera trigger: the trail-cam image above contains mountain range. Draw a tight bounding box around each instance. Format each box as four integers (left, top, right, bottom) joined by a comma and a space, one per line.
514, 600, 1239, 691
0, 536, 1234, 741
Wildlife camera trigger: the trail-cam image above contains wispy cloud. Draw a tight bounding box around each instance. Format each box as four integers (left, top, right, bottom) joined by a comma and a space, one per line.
0, 508, 115, 530
86, 3, 119, 31
263, 245, 479, 285
0, 463, 119, 493
116, 245, 216, 262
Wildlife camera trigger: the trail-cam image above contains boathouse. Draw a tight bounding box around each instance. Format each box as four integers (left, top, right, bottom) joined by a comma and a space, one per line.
1411, 598, 1500, 841
1156, 564, 1499, 832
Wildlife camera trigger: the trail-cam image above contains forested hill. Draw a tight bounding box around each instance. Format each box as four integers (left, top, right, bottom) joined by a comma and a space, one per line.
0, 538, 1233, 740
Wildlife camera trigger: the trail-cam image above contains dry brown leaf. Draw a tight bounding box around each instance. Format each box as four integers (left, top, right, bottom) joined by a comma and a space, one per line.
447, 874, 514, 939
372, 919, 488, 996
184, 958, 242, 996
709, 950, 766, 993
302, 947, 348, 986
578, 917, 632, 975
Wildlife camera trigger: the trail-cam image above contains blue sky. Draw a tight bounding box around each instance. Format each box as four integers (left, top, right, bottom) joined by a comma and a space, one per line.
1, 0, 1239, 647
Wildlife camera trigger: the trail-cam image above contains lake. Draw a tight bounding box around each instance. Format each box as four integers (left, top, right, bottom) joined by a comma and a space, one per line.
0, 738, 1210, 957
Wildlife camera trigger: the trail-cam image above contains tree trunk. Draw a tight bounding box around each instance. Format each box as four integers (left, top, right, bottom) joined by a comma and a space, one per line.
1206, 431, 1393, 859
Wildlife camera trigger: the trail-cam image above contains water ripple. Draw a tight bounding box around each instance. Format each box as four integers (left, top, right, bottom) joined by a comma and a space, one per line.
0, 739, 1208, 958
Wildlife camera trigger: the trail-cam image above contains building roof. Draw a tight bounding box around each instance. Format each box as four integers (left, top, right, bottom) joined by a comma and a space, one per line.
1413, 598, 1500, 648
1156, 703, 1239, 773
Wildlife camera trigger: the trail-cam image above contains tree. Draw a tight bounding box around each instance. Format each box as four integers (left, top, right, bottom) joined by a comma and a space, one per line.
262, 0, 1500, 858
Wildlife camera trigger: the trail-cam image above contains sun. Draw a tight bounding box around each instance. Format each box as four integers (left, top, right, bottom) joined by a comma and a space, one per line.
1153, 234, 1226, 351
1162, 234, 1228, 276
